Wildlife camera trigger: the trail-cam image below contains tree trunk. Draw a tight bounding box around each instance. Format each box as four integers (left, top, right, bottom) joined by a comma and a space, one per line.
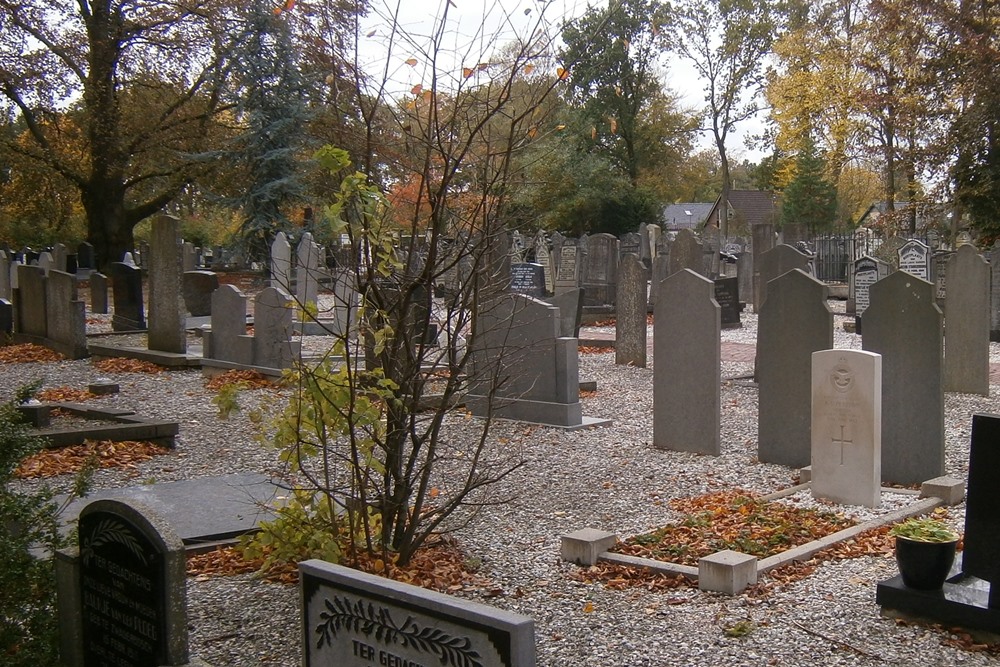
81, 183, 132, 272
718, 142, 731, 238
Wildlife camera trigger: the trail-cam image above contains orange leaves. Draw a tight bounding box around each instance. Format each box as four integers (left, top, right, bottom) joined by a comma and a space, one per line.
569, 562, 693, 592
272, 0, 295, 14
556, 66, 570, 80
15, 440, 170, 478
523, 64, 535, 75
405, 57, 418, 67
93, 358, 165, 374
205, 369, 274, 392
462, 67, 475, 79
0, 343, 63, 363
609, 117, 618, 134
37, 386, 98, 403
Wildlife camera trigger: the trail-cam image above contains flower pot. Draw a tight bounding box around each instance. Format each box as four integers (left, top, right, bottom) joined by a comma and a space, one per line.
895, 536, 958, 590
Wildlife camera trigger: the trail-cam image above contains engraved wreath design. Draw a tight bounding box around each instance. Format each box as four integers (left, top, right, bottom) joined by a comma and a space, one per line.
315, 595, 484, 667
81, 518, 148, 567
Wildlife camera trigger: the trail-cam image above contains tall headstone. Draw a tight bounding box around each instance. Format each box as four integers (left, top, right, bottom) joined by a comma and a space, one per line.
897, 239, 931, 280
755, 244, 811, 312
534, 232, 553, 295
989, 240, 1000, 342
667, 229, 703, 278
52, 243, 68, 273
90, 273, 109, 315
963, 413, 1000, 607
270, 232, 292, 292
615, 254, 647, 367
148, 215, 186, 353
653, 270, 720, 455
15, 264, 47, 338
57, 498, 190, 667
943, 244, 990, 395
295, 232, 320, 310
37, 251, 55, 275
702, 225, 721, 277
750, 223, 776, 312
253, 287, 300, 369
181, 241, 196, 272
862, 272, 944, 485
713, 277, 741, 328
0, 249, 10, 300
757, 270, 833, 468
811, 349, 882, 508
581, 233, 618, 307
554, 242, 579, 295
852, 255, 890, 333
933, 250, 953, 306
205, 284, 253, 365
45, 269, 88, 358
648, 254, 669, 310
330, 269, 358, 339
111, 262, 146, 331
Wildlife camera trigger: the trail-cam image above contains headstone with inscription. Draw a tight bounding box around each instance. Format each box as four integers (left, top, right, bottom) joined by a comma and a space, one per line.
56, 498, 190, 666
534, 232, 553, 295
933, 250, 953, 305
667, 229, 703, 278
897, 239, 931, 280
852, 256, 890, 333
581, 233, 618, 307
811, 349, 882, 508
510, 263, 546, 298
554, 243, 579, 295
713, 277, 741, 328
300, 560, 535, 667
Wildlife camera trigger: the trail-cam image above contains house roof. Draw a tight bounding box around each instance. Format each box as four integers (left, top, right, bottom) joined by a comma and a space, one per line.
661, 203, 714, 230
704, 190, 777, 228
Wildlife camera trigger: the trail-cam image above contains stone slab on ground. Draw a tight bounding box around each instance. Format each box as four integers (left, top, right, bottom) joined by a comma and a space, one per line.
56, 473, 279, 545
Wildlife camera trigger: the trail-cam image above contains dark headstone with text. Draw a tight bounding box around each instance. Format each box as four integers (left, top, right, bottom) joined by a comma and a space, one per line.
301, 560, 535, 667
714, 277, 741, 329
509, 263, 545, 298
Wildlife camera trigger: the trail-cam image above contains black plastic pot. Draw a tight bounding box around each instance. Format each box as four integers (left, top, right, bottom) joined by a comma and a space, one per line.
895, 536, 958, 590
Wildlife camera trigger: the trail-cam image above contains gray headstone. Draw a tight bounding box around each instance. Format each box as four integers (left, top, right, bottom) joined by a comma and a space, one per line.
667, 229, 703, 278
648, 254, 669, 310
52, 243, 68, 273
751, 223, 776, 311
534, 232, 553, 295
181, 241, 196, 272
989, 240, 1000, 342
933, 250, 953, 304
270, 232, 292, 292
77, 242, 95, 270
581, 233, 618, 307
811, 349, 882, 508
10, 258, 18, 290
615, 254, 647, 367
37, 251, 55, 276
543, 288, 583, 338
111, 262, 146, 331
15, 264, 47, 337
0, 250, 9, 300
466, 294, 582, 427
862, 271, 944, 485
702, 225, 721, 277
653, 270, 720, 455
554, 244, 579, 294
757, 269, 832, 468
148, 215, 186, 353
300, 560, 535, 667
253, 287, 300, 369
756, 244, 811, 312
943, 244, 990, 395
90, 272, 109, 315
45, 269, 87, 358
853, 255, 891, 332
58, 498, 189, 666
207, 284, 253, 365
182, 271, 219, 317
898, 239, 931, 280
295, 232, 319, 310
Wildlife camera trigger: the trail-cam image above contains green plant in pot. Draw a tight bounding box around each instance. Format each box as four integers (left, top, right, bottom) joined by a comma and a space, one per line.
890, 517, 960, 590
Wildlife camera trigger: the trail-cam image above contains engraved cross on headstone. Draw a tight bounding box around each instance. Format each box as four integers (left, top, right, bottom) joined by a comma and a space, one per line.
833, 425, 853, 465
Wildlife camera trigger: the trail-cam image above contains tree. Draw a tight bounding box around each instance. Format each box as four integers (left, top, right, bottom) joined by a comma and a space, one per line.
0, 0, 235, 268
779, 136, 838, 232
672, 0, 783, 236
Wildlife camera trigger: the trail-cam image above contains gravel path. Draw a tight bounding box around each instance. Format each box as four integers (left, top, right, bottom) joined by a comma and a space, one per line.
6, 302, 998, 666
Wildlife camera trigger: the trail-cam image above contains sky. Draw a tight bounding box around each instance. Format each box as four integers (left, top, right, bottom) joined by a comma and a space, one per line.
356, 0, 768, 163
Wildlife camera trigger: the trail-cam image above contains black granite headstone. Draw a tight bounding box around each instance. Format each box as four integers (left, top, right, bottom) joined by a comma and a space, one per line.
77, 242, 95, 269
964, 414, 1000, 598
0, 297, 11, 334
714, 277, 741, 329
111, 262, 145, 330
510, 263, 545, 298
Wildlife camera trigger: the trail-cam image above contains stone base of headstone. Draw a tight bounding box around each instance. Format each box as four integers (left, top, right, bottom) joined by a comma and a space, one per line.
560, 528, 617, 566
698, 550, 758, 595
919, 476, 965, 505
12, 332, 89, 360
201, 358, 287, 379
464, 394, 611, 431
17, 403, 51, 427
877, 554, 1000, 636
87, 343, 201, 368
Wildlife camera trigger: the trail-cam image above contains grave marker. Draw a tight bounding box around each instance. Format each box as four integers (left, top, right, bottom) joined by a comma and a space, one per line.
667, 229, 703, 277
111, 262, 146, 331
296, 232, 320, 310
964, 413, 1000, 605
253, 287, 300, 369
615, 253, 647, 367
554, 244, 579, 294
581, 233, 618, 307
509, 263, 546, 298
897, 239, 931, 280
205, 284, 253, 365
270, 232, 292, 292
300, 560, 535, 667
811, 349, 882, 507
755, 244, 811, 312
90, 272, 109, 315
714, 276, 741, 328
148, 215, 186, 354
943, 244, 990, 396
852, 256, 890, 333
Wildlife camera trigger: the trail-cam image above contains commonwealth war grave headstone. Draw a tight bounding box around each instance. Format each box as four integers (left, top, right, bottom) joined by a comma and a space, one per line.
862, 272, 944, 485
943, 244, 989, 396
811, 349, 882, 508
757, 269, 832, 469
653, 270, 720, 455
300, 560, 535, 667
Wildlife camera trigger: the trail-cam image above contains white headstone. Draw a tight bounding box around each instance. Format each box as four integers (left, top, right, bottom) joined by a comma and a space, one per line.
811, 349, 882, 508
270, 232, 292, 292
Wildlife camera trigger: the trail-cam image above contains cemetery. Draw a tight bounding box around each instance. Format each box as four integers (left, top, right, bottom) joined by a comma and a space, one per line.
5, 225, 1000, 667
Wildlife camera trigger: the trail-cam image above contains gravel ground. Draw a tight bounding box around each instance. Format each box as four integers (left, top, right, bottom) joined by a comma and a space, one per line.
6, 300, 999, 666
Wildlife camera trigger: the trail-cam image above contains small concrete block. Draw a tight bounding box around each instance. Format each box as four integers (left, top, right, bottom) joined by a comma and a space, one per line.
88, 381, 120, 395
17, 403, 51, 428
561, 528, 617, 566
798, 466, 812, 484
699, 550, 758, 595
920, 476, 965, 505
579, 380, 598, 393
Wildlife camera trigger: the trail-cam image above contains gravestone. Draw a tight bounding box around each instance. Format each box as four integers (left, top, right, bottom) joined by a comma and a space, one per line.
852, 256, 890, 333
653, 270, 720, 455
554, 243, 579, 294
943, 244, 990, 396
0, 298, 11, 334
757, 270, 832, 469
989, 240, 1000, 342
862, 272, 944, 485
0, 249, 10, 300
111, 263, 146, 331
543, 288, 583, 338
90, 273, 109, 315
330, 269, 358, 338
296, 232, 320, 310
933, 250, 953, 305
52, 244, 68, 272
45, 269, 88, 358
667, 229, 703, 278
253, 287, 300, 369
15, 264, 47, 338
56, 498, 190, 666
581, 234, 618, 307
897, 239, 931, 280
638, 223, 651, 265
466, 294, 592, 428
615, 254, 647, 367
181, 241, 196, 272
37, 251, 55, 275
964, 413, 1000, 605
619, 232, 641, 261
755, 244, 811, 312
714, 276, 741, 328
148, 215, 186, 354
647, 224, 662, 262
750, 223, 776, 312
270, 232, 292, 292
534, 232, 553, 295
702, 225, 721, 277
182, 271, 219, 317
811, 349, 882, 508
648, 255, 669, 310
510, 263, 546, 298
205, 284, 253, 365
300, 560, 535, 667
77, 242, 95, 270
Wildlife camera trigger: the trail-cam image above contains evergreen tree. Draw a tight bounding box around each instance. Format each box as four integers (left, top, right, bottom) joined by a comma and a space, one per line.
780, 136, 837, 233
